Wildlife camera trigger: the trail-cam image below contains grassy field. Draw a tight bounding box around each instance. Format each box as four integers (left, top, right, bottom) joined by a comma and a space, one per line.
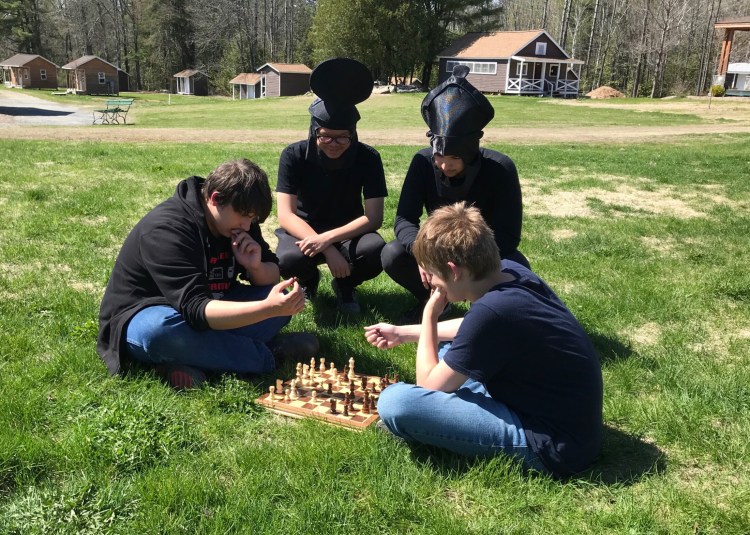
0, 94, 749, 533
15, 87, 725, 131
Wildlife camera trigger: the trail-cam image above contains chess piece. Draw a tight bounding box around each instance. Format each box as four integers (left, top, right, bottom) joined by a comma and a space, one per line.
276, 378, 283, 392
319, 358, 326, 373
371, 381, 377, 392
329, 399, 337, 414
349, 381, 355, 396
362, 397, 370, 414
311, 390, 317, 402
348, 357, 355, 380
330, 362, 335, 372
334, 375, 341, 387
269, 385, 275, 406
284, 388, 290, 402
290, 379, 298, 399
310, 357, 316, 372
327, 382, 333, 395
343, 404, 349, 417
344, 392, 351, 405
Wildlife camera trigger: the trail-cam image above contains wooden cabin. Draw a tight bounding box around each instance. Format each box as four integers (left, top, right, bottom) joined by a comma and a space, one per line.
229, 73, 261, 99
61, 55, 121, 95
726, 63, 750, 96
173, 69, 208, 96
437, 30, 583, 97
256, 63, 312, 97
0, 54, 59, 89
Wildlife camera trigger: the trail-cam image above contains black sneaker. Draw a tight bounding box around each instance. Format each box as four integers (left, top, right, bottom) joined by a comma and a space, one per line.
301, 269, 320, 300
331, 278, 361, 314
267, 332, 320, 367
398, 301, 453, 325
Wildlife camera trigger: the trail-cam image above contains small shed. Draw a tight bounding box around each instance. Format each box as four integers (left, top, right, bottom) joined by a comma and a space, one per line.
256, 63, 312, 97
437, 29, 584, 97
229, 73, 261, 100
726, 63, 750, 96
61, 55, 121, 95
0, 54, 59, 89
173, 69, 208, 96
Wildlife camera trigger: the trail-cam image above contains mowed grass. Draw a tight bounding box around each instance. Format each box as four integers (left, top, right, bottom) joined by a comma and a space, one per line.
0, 130, 749, 534
7, 86, 719, 130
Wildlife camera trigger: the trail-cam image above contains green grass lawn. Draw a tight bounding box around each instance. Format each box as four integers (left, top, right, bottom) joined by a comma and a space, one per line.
0, 129, 749, 530
2, 86, 719, 130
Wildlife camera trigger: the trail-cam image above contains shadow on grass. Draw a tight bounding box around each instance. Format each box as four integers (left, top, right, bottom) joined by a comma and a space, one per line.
587, 331, 635, 365
393, 424, 665, 487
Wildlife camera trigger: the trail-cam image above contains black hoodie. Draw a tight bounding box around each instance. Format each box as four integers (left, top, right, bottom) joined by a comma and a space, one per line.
97, 177, 277, 374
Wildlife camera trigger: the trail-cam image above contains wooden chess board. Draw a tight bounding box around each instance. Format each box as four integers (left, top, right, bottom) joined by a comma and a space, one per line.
256, 360, 392, 430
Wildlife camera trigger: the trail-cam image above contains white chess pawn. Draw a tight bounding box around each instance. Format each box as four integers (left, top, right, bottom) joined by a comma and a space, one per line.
284, 388, 290, 402
276, 378, 283, 392
319, 358, 326, 373
290, 379, 298, 400
310, 357, 316, 371
311, 390, 317, 402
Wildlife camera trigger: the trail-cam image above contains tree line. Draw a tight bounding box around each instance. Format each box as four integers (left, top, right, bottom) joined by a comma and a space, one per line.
2, 0, 749, 97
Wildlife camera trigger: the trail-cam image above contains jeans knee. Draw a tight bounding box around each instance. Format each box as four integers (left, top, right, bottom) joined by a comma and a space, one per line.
377, 382, 416, 422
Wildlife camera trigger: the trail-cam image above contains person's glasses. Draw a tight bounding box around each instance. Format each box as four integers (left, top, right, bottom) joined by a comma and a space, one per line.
316, 134, 352, 146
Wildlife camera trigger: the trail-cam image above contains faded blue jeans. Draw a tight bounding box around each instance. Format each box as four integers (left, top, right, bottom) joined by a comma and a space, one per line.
377, 343, 549, 473
124, 284, 290, 374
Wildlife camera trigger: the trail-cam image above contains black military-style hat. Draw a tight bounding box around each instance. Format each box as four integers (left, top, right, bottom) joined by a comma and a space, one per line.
421, 65, 495, 162
309, 57, 373, 131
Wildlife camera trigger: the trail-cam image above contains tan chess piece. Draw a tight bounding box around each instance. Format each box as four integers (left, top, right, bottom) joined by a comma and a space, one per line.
348, 357, 355, 381
276, 378, 283, 392
311, 390, 317, 402
284, 388, 290, 402
268, 385, 275, 406
319, 358, 326, 373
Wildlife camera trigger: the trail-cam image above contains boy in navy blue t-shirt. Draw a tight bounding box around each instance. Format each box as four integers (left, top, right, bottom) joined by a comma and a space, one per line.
365, 202, 602, 477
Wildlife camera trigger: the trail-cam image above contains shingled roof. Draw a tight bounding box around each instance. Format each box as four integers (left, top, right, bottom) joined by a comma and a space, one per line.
229, 73, 261, 85
257, 63, 312, 74
1, 53, 59, 68
438, 30, 569, 59
62, 55, 120, 70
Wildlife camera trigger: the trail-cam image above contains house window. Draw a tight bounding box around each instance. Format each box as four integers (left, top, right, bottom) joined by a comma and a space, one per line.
549, 65, 559, 78
445, 60, 497, 75
98, 72, 106, 84
516, 63, 529, 76
23, 70, 29, 79
535, 42, 547, 55
40, 69, 47, 80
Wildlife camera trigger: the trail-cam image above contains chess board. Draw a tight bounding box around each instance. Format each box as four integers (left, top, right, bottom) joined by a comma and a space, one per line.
256, 360, 392, 430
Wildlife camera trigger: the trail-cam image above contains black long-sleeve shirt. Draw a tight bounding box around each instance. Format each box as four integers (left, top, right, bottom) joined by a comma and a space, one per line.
394, 147, 523, 256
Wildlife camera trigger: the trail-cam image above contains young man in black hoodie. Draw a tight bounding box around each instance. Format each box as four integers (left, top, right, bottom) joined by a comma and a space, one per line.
98, 159, 318, 388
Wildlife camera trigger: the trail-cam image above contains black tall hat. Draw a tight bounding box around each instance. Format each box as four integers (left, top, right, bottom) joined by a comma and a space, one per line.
421, 65, 495, 162
309, 57, 373, 131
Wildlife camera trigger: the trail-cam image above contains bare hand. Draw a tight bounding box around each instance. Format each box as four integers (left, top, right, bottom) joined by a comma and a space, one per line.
364, 323, 402, 349
423, 286, 448, 324
418, 265, 431, 290
265, 277, 306, 316
323, 248, 352, 278
232, 230, 262, 270
296, 233, 331, 257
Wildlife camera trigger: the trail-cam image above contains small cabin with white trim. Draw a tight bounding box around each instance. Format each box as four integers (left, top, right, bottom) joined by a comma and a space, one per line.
437, 29, 583, 97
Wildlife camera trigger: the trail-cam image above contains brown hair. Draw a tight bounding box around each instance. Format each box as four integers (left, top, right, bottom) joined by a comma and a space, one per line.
413, 202, 500, 280
202, 159, 272, 222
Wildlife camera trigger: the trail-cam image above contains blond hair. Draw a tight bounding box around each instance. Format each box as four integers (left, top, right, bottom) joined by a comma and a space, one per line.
413, 202, 500, 280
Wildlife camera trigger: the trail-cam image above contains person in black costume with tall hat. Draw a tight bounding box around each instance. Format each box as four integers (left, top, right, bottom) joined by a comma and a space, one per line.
381, 65, 529, 323
275, 58, 387, 314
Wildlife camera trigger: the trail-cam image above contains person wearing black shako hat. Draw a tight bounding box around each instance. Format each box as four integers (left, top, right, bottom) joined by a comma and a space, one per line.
275, 58, 387, 314
381, 65, 529, 323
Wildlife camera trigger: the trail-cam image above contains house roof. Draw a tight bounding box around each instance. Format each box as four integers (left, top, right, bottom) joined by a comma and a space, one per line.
728, 62, 750, 74
174, 69, 206, 78
229, 73, 261, 85
62, 55, 120, 71
715, 16, 750, 29
256, 63, 312, 74
0, 53, 59, 68
438, 30, 573, 60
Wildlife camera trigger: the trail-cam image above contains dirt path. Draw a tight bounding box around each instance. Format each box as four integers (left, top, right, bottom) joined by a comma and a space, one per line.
2, 123, 750, 145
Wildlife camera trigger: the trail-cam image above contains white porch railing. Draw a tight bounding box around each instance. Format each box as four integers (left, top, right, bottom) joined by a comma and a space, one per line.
506, 78, 544, 93
555, 79, 579, 95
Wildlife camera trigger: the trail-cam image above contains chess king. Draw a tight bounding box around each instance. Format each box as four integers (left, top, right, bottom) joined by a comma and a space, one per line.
365, 203, 603, 478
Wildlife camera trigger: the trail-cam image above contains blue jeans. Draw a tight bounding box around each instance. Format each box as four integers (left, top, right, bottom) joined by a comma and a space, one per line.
377, 343, 549, 473
124, 284, 290, 374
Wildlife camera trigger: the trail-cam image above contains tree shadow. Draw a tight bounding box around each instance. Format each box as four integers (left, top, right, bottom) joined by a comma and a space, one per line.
0, 106, 73, 117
